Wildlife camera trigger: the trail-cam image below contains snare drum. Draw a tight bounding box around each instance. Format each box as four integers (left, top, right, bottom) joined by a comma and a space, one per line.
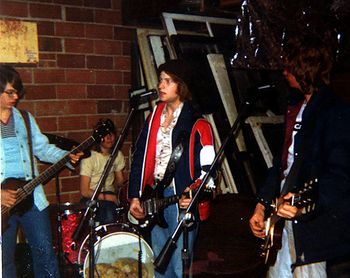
78, 223, 154, 278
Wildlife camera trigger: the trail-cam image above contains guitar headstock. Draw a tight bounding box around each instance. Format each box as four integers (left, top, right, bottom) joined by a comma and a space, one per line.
293, 178, 318, 212
92, 120, 115, 142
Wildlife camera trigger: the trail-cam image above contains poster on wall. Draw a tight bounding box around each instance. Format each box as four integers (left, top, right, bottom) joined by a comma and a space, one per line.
0, 20, 39, 63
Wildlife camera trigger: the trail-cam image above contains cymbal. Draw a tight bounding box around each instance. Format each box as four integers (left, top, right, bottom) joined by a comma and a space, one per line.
49, 202, 87, 213
44, 133, 79, 151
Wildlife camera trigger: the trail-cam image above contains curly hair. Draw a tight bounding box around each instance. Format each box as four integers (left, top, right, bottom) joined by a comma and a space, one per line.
284, 36, 334, 94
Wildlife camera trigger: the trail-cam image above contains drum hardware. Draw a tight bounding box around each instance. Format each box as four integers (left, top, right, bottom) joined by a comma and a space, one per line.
77, 223, 154, 277
73, 89, 151, 278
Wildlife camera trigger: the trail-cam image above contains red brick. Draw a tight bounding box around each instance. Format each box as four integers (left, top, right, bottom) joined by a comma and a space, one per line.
54, 0, 83, 5
25, 85, 56, 99
16, 69, 33, 84
60, 177, 81, 193
87, 85, 115, 98
113, 26, 134, 41
30, 3, 62, 19
16, 101, 35, 115
115, 85, 129, 99
66, 100, 97, 114
36, 100, 69, 116
39, 37, 62, 52
115, 56, 130, 71
94, 40, 121, 55
38, 60, 57, 67
66, 7, 93, 22
65, 69, 95, 84
86, 55, 113, 69
0, 1, 28, 17
36, 116, 58, 132
84, 0, 111, 9
97, 100, 122, 113
34, 69, 66, 83
57, 85, 87, 99
66, 130, 92, 143
65, 38, 94, 54
85, 24, 113, 39
39, 53, 56, 60
56, 22, 85, 37
57, 54, 85, 68
95, 9, 121, 25
122, 41, 131, 56
95, 70, 122, 84
123, 71, 131, 85
37, 21, 55, 36
58, 116, 88, 130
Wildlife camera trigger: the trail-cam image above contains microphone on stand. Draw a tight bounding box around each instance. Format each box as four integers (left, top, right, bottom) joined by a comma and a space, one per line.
129, 87, 159, 109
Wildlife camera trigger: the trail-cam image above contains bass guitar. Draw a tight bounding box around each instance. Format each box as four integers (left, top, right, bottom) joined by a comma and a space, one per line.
260, 178, 318, 266
1, 120, 113, 232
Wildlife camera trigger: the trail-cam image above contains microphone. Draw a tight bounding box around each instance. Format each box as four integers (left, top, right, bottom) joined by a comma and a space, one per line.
138, 88, 158, 99
129, 87, 158, 108
256, 84, 275, 91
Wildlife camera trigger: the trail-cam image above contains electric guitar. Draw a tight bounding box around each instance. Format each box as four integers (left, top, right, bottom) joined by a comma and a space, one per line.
1, 120, 113, 232
260, 178, 318, 266
128, 178, 211, 228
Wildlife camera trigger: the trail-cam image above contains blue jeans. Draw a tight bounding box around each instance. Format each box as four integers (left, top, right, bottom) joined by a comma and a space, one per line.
2, 205, 59, 278
151, 187, 198, 278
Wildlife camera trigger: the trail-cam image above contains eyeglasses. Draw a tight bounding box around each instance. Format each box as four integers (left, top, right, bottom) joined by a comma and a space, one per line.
3, 90, 20, 98
158, 77, 175, 86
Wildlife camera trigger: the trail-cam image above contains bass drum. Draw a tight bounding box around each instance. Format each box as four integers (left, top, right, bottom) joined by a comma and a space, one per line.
78, 223, 154, 278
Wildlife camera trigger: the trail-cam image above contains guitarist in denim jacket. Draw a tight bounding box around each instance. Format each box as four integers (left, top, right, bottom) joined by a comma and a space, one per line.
249, 37, 350, 277
128, 59, 215, 278
0, 65, 82, 278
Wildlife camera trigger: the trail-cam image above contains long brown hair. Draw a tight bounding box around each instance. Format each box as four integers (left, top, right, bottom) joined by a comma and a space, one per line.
284, 36, 334, 94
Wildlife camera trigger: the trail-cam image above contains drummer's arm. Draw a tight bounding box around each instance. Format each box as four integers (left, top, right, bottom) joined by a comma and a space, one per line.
79, 175, 106, 201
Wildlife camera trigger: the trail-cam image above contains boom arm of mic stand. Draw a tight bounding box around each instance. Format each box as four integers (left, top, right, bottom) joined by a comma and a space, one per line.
154, 100, 252, 270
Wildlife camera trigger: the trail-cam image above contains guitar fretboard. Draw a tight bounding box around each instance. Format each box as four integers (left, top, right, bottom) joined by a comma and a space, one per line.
18, 136, 95, 205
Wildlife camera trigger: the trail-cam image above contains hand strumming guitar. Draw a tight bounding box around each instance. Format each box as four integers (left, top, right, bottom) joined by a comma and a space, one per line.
1, 189, 17, 208
249, 202, 266, 238
129, 198, 146, 220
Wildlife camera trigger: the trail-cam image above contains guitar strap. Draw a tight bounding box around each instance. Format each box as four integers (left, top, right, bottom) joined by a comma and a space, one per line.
19, 110, 35, 178
156, 131, 188, 190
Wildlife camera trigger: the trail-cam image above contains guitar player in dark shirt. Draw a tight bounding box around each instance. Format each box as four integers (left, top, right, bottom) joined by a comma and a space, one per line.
249, 36, 350, 277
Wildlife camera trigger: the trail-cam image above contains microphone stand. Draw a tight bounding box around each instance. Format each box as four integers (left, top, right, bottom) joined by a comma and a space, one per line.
154, 100, 254, 277
72, 94, 147, 278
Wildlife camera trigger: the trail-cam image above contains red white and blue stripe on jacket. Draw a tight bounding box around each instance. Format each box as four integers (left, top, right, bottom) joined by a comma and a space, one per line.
128, 101, 215, 199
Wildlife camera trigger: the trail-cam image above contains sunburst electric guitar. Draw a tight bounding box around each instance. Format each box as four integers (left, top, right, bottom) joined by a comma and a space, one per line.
1, 120, 113, 233
260, 178, 318, 265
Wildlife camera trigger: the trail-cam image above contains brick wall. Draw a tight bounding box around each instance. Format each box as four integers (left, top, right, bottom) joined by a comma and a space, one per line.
0, 0, 135, 204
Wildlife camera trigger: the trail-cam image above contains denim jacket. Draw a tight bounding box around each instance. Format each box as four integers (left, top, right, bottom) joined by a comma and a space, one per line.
0, 107, 68, 211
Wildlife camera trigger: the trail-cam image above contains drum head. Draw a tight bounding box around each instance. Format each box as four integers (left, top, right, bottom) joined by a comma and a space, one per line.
81, 223, 154, 277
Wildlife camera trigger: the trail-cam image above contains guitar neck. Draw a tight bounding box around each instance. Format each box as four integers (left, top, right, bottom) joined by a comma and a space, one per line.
156, 195, 181, 209
18, 136, 96, 204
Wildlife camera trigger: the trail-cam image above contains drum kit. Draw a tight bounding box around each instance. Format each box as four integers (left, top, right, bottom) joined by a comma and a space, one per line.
46, 133, 154, 278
